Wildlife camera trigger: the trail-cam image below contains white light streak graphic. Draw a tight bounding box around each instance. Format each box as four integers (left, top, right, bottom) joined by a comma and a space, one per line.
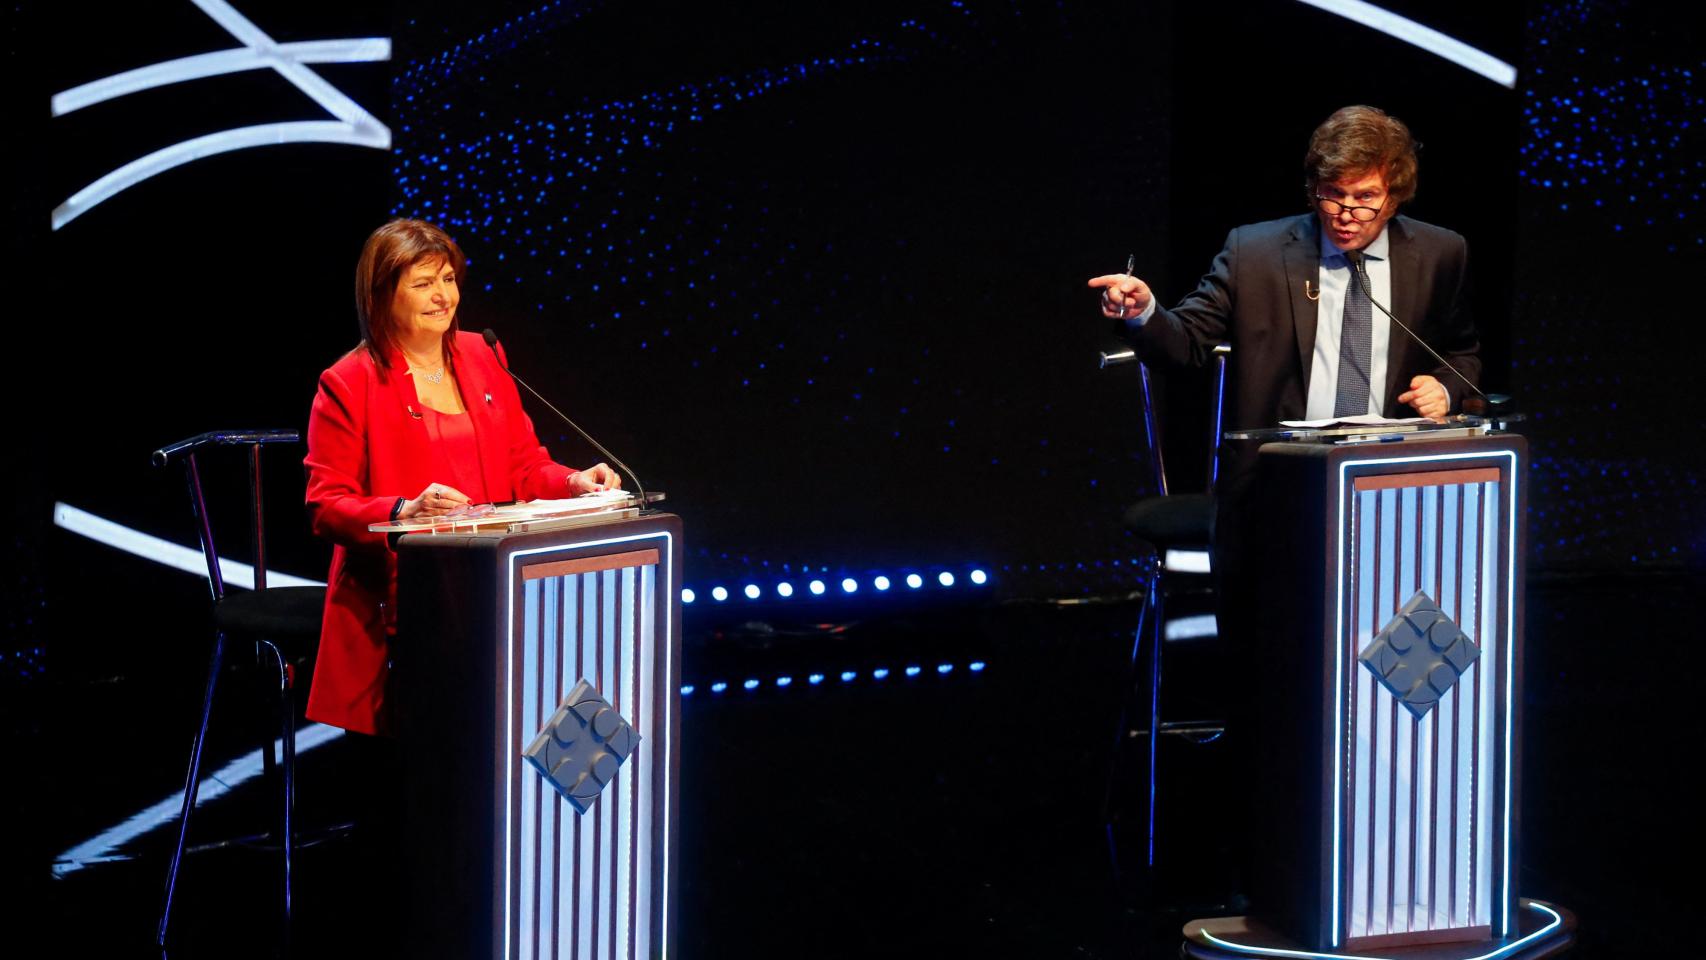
52, 502, 324, 590
51, 39, 390, 115
50, 0, 391, 229
52, 722, 345, 879
1163, 613, 1218, 642
1295, 0, 1517, 88
1164, 548, 1212, 574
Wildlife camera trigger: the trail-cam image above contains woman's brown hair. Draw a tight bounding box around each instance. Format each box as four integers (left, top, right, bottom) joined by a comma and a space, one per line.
354, 218, 468, 368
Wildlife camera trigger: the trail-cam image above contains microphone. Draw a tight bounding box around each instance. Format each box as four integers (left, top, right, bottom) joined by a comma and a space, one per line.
1344, 251, 1511, 417
481, 328, 650, 509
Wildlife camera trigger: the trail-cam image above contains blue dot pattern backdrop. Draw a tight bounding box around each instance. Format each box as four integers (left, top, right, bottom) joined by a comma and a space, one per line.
381, 0, 1702, 581
382, 0, 1173, 584
1513, 0, 1706, 569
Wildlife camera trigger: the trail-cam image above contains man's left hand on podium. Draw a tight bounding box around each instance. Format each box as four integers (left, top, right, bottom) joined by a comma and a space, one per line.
1399, 375, 1450, 420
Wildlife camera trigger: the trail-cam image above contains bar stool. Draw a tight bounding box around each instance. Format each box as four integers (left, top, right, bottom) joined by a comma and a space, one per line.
1099, 344, 1229, 880
152, 429, 326, 951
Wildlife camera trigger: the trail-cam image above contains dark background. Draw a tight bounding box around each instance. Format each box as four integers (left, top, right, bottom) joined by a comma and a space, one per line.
7, 0, 1703, 953
13, 1, 1703, 673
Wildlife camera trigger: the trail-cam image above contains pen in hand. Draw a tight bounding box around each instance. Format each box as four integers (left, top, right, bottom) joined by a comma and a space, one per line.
1113, 254, 1137, 319
1096, 254, 1141, 319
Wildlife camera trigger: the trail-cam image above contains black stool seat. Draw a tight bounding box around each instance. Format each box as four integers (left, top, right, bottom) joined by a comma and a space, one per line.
1122, 493, 1214, 549
214, 586, 326, 642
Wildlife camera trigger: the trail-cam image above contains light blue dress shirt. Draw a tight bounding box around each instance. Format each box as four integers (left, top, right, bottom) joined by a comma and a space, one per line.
1305, 226, 1391, 419
1124, 223, 1423, 422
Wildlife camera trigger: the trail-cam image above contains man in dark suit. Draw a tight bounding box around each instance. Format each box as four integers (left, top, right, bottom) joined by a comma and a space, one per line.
1089, 104, 1481, 571
1090, 104, 1480, 476
1086, 108, 1483, 884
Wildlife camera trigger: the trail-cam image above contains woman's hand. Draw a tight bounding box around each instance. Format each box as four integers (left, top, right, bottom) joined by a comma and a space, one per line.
570, 463, 623, 494
397, 482, 472, 520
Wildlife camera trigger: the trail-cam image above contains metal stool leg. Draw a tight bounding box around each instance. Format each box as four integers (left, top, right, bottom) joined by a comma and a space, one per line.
259, 642, 279, 785
281, 662, 295, 950
1145, 580, 1166, 869
159, 629, 226, 947
1102, 560, 1161, 884
259, 639, 296, 953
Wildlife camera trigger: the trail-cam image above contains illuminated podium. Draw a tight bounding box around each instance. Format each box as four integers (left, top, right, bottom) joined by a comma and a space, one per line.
1181, 426, 1575, 959
376, 495, 681, 960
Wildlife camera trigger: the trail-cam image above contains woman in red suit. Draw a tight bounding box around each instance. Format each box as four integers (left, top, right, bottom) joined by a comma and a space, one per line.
304, 218, 620, 735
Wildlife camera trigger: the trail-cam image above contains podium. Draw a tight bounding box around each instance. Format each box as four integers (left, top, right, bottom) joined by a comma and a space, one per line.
1181, 428, 1574, 958
386, 505, 682, 960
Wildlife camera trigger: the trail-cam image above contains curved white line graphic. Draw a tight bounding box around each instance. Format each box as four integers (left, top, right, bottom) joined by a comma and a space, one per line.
50, 0, 390, 230
1198, 901, 1561, 960
53, 120, 390, 230
52, 39, 391, 116
1296, 0, 1517, 88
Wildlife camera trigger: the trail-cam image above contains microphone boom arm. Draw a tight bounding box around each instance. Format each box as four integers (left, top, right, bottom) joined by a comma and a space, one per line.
482, 329, 649, 509
1350, 258, 1486, 403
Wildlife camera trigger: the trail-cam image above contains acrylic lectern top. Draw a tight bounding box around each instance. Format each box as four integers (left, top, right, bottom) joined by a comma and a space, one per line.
367, 489, 666, 537
1225, 413, 1524, 445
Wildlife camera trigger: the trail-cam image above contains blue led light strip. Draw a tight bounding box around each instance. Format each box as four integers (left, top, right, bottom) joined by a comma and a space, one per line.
683, 568, 989, 604
682, 661, 986, 695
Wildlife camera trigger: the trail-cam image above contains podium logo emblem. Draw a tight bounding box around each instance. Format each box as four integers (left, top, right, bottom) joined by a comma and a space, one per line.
1359, 591, 1481, 719
523, 680, 640, 814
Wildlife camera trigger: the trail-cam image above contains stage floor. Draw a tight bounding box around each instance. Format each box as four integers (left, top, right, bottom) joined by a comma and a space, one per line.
17, 570, 1696, 958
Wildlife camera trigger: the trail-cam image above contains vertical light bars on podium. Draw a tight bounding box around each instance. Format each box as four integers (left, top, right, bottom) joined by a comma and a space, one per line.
1332, 450, 1518, 948
397, 511, 681, 960
505, 533, 674, 960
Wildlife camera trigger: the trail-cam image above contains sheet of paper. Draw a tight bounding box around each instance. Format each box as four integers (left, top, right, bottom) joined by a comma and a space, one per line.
518, 490, 632, 512
370, 490, 636, 532
1278, 414, 1437, 428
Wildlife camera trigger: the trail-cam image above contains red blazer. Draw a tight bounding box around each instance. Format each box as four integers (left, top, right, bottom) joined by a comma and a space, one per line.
303, 330, 581, 735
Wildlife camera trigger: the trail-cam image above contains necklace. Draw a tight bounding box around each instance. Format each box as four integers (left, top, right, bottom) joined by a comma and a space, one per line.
404, 353, 446, 384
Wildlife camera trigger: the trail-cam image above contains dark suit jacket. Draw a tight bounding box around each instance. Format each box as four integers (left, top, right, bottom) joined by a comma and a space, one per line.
1122, 211, 1482, 612
1123, 212, 1481, 496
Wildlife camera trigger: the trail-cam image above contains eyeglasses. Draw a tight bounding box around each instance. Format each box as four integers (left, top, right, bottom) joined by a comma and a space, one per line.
1315, 196, 1384, 222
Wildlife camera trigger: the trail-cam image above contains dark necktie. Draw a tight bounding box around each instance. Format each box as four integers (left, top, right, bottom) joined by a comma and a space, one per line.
1334, 256, 1374, 417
